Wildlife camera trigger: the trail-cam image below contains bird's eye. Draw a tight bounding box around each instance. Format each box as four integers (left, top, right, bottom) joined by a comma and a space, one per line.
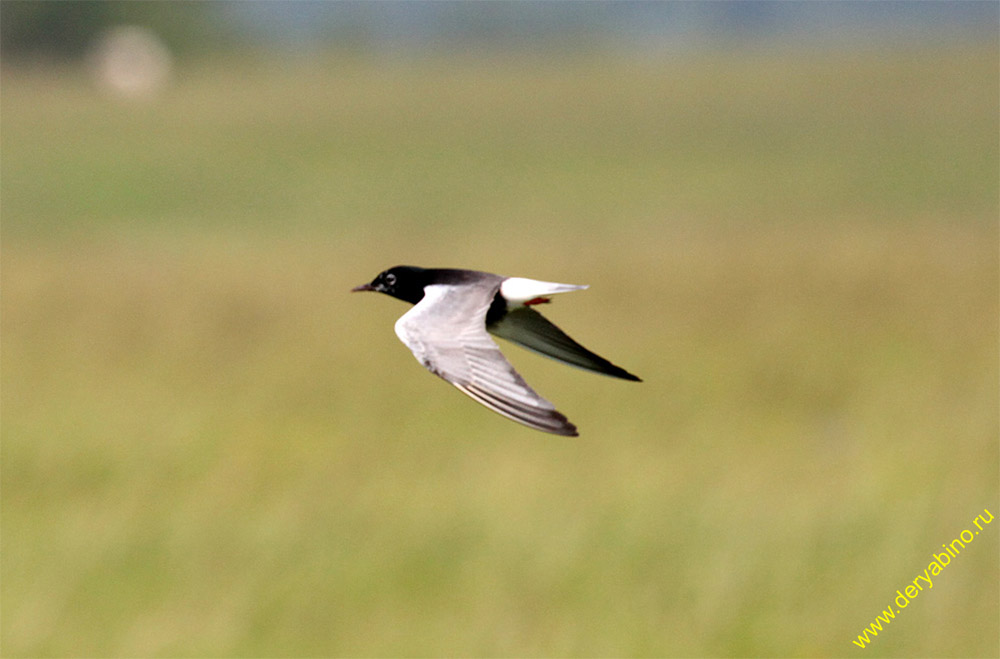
384, 273, 396, 286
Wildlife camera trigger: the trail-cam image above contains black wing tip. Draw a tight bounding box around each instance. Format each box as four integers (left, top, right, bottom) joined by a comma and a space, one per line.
537, 409, 579, 436
605, 364, 642, 382
551, 418, 579, 437
456, 381, 580, 437
535, 405, 578, 437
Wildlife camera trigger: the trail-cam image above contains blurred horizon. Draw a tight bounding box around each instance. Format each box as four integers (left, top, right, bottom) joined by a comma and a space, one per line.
2, 0, 997, 63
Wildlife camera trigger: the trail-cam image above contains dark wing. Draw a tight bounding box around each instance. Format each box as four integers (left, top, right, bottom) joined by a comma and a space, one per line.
394, 283, 578, 436
489, 307, 641, 381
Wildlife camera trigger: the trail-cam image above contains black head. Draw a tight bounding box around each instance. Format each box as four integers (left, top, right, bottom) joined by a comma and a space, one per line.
351, 265, 428, 304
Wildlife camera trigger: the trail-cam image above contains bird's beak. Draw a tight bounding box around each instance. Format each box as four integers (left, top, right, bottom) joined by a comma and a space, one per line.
351, 283, 376, 292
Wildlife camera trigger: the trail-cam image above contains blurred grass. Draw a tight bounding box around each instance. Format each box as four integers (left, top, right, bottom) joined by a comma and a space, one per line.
2, 43, 998, 657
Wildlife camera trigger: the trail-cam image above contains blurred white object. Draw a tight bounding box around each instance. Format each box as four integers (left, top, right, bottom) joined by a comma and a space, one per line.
90, 26, 173, 100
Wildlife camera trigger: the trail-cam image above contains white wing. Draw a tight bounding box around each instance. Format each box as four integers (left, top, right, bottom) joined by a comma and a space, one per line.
394, 284, 578, 436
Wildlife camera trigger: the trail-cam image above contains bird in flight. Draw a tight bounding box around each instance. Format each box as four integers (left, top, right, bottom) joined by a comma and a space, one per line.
352, 266, 640, 436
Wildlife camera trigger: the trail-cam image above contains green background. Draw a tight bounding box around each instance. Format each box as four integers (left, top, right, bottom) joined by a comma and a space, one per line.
3, 42, 997, 656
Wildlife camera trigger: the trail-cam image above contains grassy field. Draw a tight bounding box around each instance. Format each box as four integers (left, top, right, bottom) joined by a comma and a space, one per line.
2, 43, 998, 657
